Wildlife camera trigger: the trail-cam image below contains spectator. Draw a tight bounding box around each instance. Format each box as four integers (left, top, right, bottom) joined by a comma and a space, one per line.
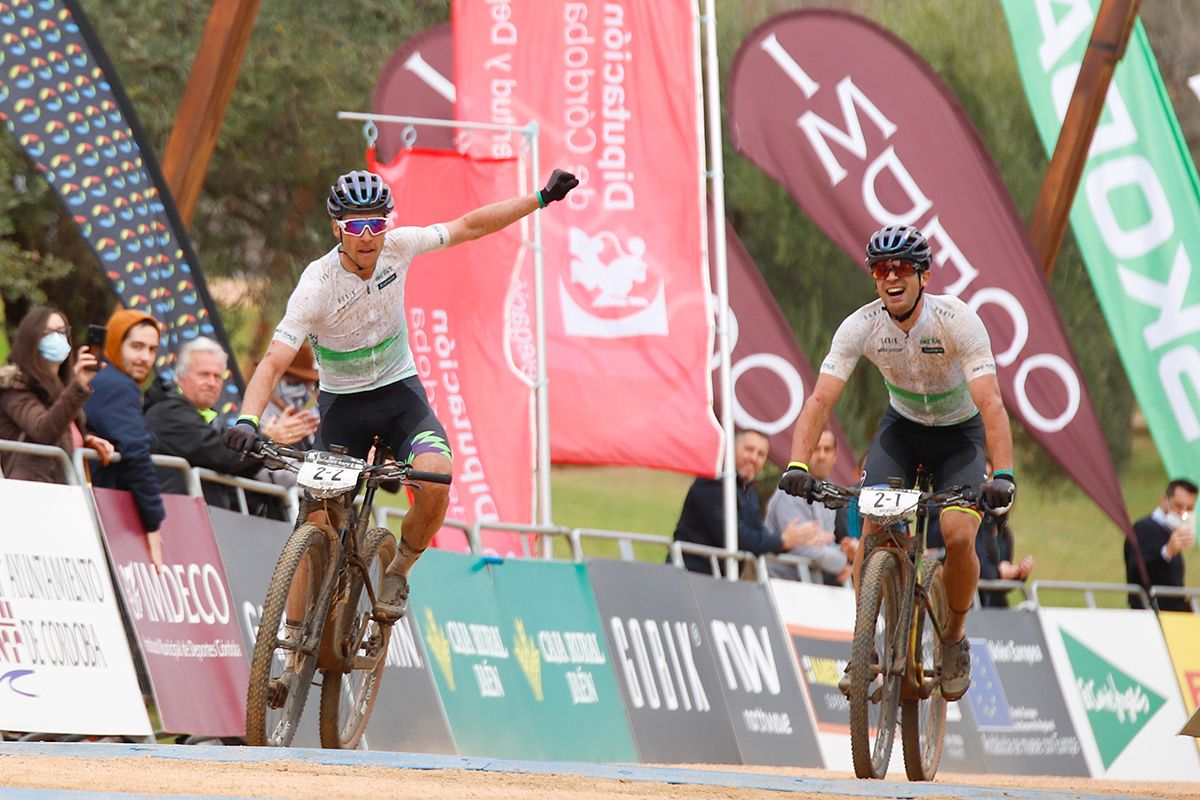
976, 514, 1034, 608
259, 341, 319, 449
1126, 478, 1197, 612
85, 307, 165, 570
0, 305, 114, 482
671, 429, 831, 575
144, 337, 265, 511
764, 429, 857, 584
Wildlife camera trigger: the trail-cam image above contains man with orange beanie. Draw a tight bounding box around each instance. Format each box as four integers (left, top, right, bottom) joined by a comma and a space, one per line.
85, 307, 166, 570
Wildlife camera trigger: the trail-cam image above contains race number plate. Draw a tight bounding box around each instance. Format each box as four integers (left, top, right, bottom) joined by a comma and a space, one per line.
297, 451, 365, 498
858, 487, 922, 522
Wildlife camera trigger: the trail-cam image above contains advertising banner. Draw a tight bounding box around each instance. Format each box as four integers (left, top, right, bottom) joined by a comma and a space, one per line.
687, 573, 821, 766
716, 219, 856, 483
587, 560, 740, 763
373, 23, 455, 158
490, 559, 637, 761
408, 549, 542, 758
1040, 607, 1200, 779
0, 480, 151, 736
453, 0, 722, 475
1157, 611, 1200, 751
370, 148, 534, 549
1001, 0, 1200, 483
964, 609, 1087, 775
93, 489, 247, 737
0, 0, 241, 409
728, 10, 1130, 532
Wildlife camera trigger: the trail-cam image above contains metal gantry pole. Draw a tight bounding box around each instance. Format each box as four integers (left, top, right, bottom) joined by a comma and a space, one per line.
699, 0, 738, 580
337, 111, 553, 530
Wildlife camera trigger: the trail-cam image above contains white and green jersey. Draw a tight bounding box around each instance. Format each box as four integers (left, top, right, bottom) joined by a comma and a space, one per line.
273, 224, 449, 393
820, 294, 996, 426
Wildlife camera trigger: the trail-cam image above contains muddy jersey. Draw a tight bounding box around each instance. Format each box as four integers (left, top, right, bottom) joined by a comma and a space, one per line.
821, 294, 996, 426
273, 224, 449, 393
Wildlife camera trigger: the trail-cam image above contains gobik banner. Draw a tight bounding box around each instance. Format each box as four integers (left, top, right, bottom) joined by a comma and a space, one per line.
0, 480, 151, 737
586, 560, 740, 764
415, 551, 638, 762
1040, 607, 1200, 780
209, 508, 455, 753
687, 573, 821, 766
490, 559, 637, 762
1156, 611, 1200, 750
93, 490, 248, 737
963, 609, 1088, 776
770, 580, 987, 774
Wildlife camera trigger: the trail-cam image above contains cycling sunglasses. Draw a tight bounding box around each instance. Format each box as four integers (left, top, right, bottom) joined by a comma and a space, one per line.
336, 217, 389, 237
870, 261, 919, 280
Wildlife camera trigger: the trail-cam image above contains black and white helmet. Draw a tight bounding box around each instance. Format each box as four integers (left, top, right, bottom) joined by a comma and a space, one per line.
865, 224, 932, 271
326, 170, 393, 218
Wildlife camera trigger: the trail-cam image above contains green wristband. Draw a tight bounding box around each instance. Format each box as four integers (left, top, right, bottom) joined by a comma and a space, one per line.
787, 461, 810, 472
536, 190, 546, 208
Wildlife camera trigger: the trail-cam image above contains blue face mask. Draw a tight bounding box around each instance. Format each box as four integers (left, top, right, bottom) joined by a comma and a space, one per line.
38, 332, 72, 364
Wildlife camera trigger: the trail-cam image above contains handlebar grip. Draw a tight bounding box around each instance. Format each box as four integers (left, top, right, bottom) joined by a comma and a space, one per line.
407, 470, 452, 485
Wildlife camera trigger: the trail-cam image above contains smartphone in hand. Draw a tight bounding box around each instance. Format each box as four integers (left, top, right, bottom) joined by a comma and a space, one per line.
84, 324, 107, 370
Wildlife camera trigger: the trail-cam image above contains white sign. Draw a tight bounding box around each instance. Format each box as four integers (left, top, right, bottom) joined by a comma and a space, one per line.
0, 480, 152, 735
858, 488, 922, 523
297, 451, 364, 499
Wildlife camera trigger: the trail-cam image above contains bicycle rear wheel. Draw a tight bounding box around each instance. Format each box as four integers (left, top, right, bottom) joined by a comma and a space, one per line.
318, 527, 397, 749
902, 560, 949, 781
849, 548, 903, 779
245, 523, 332, 747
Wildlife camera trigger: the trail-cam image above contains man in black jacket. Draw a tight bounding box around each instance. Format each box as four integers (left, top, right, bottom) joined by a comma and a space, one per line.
671, 429, 830, 575
145, 337, 265, 512
1126, 478, 1197, 612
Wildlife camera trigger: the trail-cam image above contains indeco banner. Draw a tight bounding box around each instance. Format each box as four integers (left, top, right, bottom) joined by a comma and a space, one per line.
728, 10, 1129, 532
93, 490, 248, 737
371, 148, 534, 547
453, 0, 722, 475
1001, 1, 1200, 483
0, 480, 151, 737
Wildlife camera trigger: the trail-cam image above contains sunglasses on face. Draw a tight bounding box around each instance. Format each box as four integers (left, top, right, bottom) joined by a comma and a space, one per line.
871, 261, 919, 280
336, 217, 389, 237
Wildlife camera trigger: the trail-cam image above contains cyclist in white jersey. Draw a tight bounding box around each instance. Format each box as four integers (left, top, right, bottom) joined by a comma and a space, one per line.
779, 224, 1016, 700
226, 167, 578, 621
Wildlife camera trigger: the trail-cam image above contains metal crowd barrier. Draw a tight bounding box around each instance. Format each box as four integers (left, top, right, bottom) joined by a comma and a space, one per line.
1031, 579, 1151, 609
1149, 585, 1200, 613
975, 578, 1032, 608
191, 466, 299, 520
374, 505, 479, 552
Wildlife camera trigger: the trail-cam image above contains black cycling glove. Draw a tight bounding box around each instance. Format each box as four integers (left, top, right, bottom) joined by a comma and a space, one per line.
223, 417, 261, 454
538, 169, 578, 206
778, 461, 819, 501
980, 472, 1016, 515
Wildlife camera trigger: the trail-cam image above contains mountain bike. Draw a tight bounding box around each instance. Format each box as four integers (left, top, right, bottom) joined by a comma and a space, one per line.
243, 437, 451, 749
807, 472, 976, 781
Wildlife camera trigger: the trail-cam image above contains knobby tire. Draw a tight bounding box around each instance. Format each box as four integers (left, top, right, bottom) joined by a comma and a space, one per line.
849, 548, 903, 779
901, 561, 949, 781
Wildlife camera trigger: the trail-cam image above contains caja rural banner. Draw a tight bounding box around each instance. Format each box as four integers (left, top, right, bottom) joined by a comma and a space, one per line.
92, 489, 248, 737
1001, 0, 1200, 484
453, 0, 722, 475
686, 573, 821, 766
963, 609, 1088, 776
208, 508, 456, 753
586, 559, 741, 764
370, 148, 534, 550
1157, 611, 1200, 751
0, 0, 241, 410
0, 480, 151, 737
728, 10, 1130, 533
1040, 607, 1200, 780
717, 218, 857, 483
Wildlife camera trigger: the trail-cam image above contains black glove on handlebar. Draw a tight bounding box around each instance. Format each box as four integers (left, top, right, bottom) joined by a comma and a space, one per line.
223, 417, 261, 454
539, 169, 578, 205
778, 462, 819, 502
980, 473, 1016, 516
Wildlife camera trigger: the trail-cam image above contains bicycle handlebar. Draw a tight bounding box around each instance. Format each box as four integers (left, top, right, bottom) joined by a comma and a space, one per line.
254, 440, 452, 485
807, 480, 977, 512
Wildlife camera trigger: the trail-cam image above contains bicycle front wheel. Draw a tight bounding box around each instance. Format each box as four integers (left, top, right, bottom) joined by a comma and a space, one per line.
245, 523, 332, 747
319, 526, 397, 749
902, 560, 949, 781
849, 548, 903, 779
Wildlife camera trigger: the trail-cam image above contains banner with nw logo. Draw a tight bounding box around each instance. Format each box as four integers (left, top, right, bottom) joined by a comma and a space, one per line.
452, 0, 721, 474
371, 149, 535, 546
728, 10, 1129, 531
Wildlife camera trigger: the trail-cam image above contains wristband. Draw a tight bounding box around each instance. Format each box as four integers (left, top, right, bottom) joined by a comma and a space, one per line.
992, 469, 1014, 482
236, 414, 260, 430
536, 190, 546, 209
787, 461, 810, 473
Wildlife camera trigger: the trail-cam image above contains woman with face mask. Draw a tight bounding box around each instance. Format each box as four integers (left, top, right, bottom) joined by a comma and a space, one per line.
0, 305, 115, 482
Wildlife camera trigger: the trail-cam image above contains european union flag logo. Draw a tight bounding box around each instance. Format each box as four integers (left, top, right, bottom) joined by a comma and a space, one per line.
965, 636, 1013, 729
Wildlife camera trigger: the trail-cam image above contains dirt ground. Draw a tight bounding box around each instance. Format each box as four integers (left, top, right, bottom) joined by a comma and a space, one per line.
3, 753, 1200, 800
